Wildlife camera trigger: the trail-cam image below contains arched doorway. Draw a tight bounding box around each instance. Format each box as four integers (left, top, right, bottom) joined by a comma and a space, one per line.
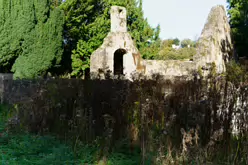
114, 48, 127, 75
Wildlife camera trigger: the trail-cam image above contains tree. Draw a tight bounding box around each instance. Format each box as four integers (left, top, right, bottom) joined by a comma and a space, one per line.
158, 46, 196, 60
161, 39, 175, 48
157, 37, 196, 60
62, 0, 160, 77
227, 0, 248, 58
173, 38, 180, 45
181, 38, 194, 48
0, 0, 64, 78
139, 24, 161, 59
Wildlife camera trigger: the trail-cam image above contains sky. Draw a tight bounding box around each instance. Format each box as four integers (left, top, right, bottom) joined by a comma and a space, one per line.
143, 0, 228, 41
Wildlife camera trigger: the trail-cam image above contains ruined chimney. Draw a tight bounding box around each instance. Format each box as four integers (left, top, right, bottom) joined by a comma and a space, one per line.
110, 6, 127, 33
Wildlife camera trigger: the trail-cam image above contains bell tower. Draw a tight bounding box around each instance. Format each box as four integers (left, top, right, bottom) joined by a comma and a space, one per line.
110, 6, 127, 33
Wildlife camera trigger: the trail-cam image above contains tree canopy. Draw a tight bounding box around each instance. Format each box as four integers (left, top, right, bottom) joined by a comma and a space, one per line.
227, 0, 248, 58
157, 38, 196, 60
181, 39, 195, 48
0, 0, 64, 79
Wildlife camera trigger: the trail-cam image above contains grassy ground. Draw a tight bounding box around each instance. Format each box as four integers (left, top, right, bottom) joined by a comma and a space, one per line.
0, 133, 142, 165
0, 104, 145, 165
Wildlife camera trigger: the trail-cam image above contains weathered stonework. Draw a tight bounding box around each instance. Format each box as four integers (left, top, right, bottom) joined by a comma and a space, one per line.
144, 5, 233, 78
90, 5, 233, 80
144, 60, 195, 79
193, 5, 233, 74
90, 6, 144, 79
0, 73, 13, 104
111, 6, 127, 33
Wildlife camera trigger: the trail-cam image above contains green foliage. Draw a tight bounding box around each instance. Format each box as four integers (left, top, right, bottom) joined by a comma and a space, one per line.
0, 135, 76, 164
197, 66, 203, 77
225, 60, 248, 85
158, 47, 196, 60
140, 39, 161, 59
173, 38, 180, 45
161, 39, 175, 48
227, 0, 248, 58
0, 0, 64, 79
181, 38, 195, 48
50, 0, 63, 8
209, 62, 217, 77
158, 47, 178, 60
156, 38, 196, 60
140, 25, 161, 59
0, 106, 143, 165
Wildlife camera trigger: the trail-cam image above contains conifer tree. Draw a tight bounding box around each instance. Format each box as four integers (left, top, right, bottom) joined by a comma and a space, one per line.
0, 0, 64, 78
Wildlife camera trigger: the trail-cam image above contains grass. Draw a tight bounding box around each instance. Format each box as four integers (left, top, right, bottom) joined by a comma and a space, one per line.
0, 133, 144, 165
0, 104, 144, 165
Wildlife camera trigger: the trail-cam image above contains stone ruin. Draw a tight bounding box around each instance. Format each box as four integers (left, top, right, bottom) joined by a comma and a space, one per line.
193, 5, 233, 74
90, 5, 233, 80
90, 6, 145, 80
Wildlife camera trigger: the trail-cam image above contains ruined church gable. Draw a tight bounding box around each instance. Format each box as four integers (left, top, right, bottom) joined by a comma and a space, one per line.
90, 5, 233, 80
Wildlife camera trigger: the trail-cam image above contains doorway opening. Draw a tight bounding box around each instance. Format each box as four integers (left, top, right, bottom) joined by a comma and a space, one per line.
114, 48, 127, 75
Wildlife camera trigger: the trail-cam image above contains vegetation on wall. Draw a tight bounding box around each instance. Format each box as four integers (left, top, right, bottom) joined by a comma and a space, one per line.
225, 60, 248, 85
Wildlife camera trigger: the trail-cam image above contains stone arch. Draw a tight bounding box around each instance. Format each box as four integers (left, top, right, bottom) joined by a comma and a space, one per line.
113, 48, 127, 75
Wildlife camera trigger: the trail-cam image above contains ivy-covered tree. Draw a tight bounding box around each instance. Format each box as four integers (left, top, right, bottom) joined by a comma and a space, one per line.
227, 0, 248, 58
0, 0, 64, 79
62, 0, 160, 77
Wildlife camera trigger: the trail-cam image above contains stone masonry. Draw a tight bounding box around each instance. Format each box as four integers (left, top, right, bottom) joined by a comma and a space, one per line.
90, 5, 233, 80
193, 5, 233, 74
90, 6, 144, 79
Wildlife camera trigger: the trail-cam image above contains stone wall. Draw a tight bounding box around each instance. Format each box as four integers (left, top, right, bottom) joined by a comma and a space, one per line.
193, 5, 233, 73
143, 5, 233, 78
0, 76, 41, 104
0, 74, 14, 104
90, 6, 141, 79
90, 32, 139, 75
0, 75, 247, 139
144, 60, 195, 79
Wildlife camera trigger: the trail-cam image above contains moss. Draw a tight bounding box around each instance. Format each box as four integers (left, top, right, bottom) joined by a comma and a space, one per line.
225, 60, 248, 85
209, 62, 217, 76
197, 66, 203, 77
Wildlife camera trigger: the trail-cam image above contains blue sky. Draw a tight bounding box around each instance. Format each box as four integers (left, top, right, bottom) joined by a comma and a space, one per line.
143, 0, 228, 41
